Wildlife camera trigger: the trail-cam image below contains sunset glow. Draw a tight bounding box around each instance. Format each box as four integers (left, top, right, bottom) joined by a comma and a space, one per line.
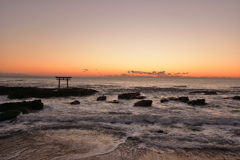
1, 0, 240, 78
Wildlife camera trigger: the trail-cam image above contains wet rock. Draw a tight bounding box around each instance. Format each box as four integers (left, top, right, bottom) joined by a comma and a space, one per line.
127, 136, 142, 142
134, 100, 152, 107
0, 100, 44, 112
151, 129, 167, 134
178, 97, 189, 103
143, 119, 155, 125
0, 86, 98, 99
0, 110, 21, 122
169, 97, 178, 101
108, 100, 119, 103
167, 97, 189, 103
188, 99, 206, 106
97, 95, 106, 101
70, 100, 80, 105
160, 98, 169, 103
118, 92, 145, 99
189, 90, 217, 95
233, 96, 240, 100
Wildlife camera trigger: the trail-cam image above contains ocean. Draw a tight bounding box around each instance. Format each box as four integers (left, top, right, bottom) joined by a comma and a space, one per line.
0, 76, 240, 159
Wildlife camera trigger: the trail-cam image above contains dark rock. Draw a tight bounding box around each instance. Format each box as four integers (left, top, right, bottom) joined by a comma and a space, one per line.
0, 110, 21, 122
70, 100, 80, 105
151, 129, 167, 134
18, 107, 31, 114
0, 100, 44, 112
157, 130, 165, 133
108, 100, 119, 103
233, 96, 240, 100
97, 95, 106, 101
188, 99, 206, 106
0, 86, 98, 99
160, 98, 169, 103
127, 136, 142, 142
143, 119, 155, 124
118, 92, 145, 99
189, 91, 217, 95
178, 97, 189, 103
125, 122, 132, 125
134, 100, 152, 107
167, 97, 189, 103
169, 97, 178, 100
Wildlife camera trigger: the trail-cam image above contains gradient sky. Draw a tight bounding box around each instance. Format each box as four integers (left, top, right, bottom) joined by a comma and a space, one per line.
1, 0, 240, 77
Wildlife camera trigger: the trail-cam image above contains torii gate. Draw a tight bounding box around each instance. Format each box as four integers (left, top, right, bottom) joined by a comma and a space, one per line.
55, 77, 72, 90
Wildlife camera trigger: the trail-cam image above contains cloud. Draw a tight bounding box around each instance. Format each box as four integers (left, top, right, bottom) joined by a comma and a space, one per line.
83, 69, 88, 72
126, 70, 189, 77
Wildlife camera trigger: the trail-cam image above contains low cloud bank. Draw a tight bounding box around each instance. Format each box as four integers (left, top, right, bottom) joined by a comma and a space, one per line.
123, 70, 188, 77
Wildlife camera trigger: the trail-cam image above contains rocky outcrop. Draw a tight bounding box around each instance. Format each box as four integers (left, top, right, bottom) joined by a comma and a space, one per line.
0, 86, 98, 99
118, 92, 145, 99
0, 100, 44, 122
0, 110, 21, 122
189, 91, 217, 95
134, 100, 152, 107
70, 100, 80, 105
0, 100, 44, 112
188, 99, 206, 106
160, 98, 169, 103
233, 96, 240, 100
97, 95, 107, 101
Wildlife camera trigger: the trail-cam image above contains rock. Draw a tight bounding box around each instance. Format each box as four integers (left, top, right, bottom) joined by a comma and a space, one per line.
0, 110, 21, 122
169, 97, 178, 101
97, 95, 106, 101
160, 98, 169, 103
108, 100, 119, 103
232, 96, 240, 100
188, 99, 206, 106
167, 97, 189, 103
127, 136, 142, 142
18, 107, 31, 114
134, 100, 152, 107
189, 91, 217, 95
0, 100, 44, 112
70, 100, 80, 105
0, 86, 98, 99
118, 92, 145, 99
178, 97, 189, 103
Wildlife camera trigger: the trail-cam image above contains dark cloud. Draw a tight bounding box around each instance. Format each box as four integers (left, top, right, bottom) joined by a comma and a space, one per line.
126, 70, 189, 77
83, 69, 88, 72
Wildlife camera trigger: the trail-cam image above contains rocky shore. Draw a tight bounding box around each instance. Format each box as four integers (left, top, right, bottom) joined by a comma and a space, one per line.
0, 86, 98, 99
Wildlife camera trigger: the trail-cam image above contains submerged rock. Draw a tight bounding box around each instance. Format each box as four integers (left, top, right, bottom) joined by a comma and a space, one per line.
118, 92, 145, 99
160, 98, 169, 103
134, 100, 152, 107
189, 91, 217, 95
0, 110, 21, 122
108, 100, 119, 103
0, 86, 98, 99
165, 96, 189, 103
0, 100, 44, 112
232, 96, 240, 100
188, 99, 206, 106
70, 100, 80, 105
97, 95, 107, 101
177, 97, 189, 103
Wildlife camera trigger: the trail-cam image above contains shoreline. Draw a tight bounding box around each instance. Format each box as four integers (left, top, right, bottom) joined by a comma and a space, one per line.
1, 127, 240, 160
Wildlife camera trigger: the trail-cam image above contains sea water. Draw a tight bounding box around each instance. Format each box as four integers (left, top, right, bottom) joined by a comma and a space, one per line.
0, 76, 240, 153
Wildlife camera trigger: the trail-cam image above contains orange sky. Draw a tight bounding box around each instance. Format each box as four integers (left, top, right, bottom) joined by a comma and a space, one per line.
1, 0, 240, 78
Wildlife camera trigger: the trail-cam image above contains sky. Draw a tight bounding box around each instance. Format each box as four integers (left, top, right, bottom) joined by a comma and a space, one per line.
1, 0, 240, 78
